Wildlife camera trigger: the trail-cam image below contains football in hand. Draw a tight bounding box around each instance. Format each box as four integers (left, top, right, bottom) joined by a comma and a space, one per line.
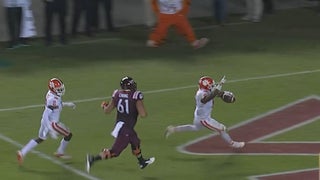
221, 91, 236, 103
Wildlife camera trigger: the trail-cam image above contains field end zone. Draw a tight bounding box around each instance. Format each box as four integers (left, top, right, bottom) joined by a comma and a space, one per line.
178, 96, 320, 179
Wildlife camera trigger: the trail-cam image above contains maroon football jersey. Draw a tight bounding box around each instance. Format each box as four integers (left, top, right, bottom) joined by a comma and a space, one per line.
111, 89, 144, 129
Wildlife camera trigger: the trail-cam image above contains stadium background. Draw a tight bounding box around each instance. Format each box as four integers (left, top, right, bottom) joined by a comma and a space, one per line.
0, 0, 317, 41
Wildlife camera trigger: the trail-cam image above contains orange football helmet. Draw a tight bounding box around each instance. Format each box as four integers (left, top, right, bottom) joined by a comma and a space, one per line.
198, 76, 215, 91
48, 78, 65, 96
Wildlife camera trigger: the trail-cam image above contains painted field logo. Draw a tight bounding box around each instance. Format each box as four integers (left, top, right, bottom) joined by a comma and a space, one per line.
178, 96, 320, 180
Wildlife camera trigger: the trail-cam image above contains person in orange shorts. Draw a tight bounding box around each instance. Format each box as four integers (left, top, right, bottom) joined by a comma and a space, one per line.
146, 0, 209, 49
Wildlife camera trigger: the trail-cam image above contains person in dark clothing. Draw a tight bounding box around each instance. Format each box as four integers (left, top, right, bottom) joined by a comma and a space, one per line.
86, 76, 155, 173
3, 0, 23, 49
44, 0, 67, 46
71, 0, 93, 37
212, 0, 227, 25
263, 0, 274, 14
91, 0, 115, 32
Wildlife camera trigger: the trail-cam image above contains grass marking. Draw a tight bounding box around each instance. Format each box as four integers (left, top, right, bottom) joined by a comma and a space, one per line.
0, 69, 319, 112
0, 133, 101, 180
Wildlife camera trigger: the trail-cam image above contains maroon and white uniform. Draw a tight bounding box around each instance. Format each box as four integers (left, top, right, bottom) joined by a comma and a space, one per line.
109, 89, 144, 156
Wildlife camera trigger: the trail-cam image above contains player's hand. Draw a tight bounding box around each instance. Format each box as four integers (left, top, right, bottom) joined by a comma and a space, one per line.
101, 101, 109, 109
63, 102, 76, 109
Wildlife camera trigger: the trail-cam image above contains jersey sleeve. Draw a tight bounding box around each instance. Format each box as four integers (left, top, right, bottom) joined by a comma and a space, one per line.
133, 91, 143, 100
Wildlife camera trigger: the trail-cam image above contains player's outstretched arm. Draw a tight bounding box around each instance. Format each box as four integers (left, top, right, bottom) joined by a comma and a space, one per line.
62, 102, 76, 109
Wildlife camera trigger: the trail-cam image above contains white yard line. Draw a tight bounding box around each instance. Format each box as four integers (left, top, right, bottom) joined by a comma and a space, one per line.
1, 69, 319, 112
0, 133, 101, 180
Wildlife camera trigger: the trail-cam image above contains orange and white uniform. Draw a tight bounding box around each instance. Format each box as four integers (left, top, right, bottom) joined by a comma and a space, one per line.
147, 0, 208, 48
39, 90, 70, 139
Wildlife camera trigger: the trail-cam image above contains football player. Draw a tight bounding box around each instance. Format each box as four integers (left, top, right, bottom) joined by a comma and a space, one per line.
17, 78, 76, 165
165, 76, 245, 148
86, 76, 155, 173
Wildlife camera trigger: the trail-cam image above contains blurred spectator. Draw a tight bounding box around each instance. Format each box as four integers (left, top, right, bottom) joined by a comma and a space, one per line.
147, 0, 208, 49
212, 0, 227, 25
144, 0, 156, 28
3, 0, 23, 49
317, 0, 320, 15
241, 0, 263, 23
92, 0, 115, 32
20, 0, 36, 46
71, 0, 93, 37
44, 0, 67, 46
263, 0, 274, 15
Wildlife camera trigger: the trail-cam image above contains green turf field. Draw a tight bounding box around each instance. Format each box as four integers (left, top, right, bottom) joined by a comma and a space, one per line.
0, 8, 320, 180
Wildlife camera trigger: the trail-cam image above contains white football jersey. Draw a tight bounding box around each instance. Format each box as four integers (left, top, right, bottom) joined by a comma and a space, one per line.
194, 89, 214, 120
157, 0, 183, 14
42, 90, 63, 123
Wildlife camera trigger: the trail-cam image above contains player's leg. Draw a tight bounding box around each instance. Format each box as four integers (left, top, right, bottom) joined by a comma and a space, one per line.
147, 14, 171, 47
17, 123, 47, 165
86, 128, 129, 173
202, 118, 245, 148
130, 130, 155, 169
175, 15, 208, 49
51, 122, 72, 158
165, 119, 203, 138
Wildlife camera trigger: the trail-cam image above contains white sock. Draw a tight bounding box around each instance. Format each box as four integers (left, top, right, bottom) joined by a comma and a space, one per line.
220, 131, 233, 145
20, 139, 38, 156
56, 139, 69, 154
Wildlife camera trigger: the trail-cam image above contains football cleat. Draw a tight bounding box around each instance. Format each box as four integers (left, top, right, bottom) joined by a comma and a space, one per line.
165, 125, 175, 139
86, 154, 94, 173
54, 152, 72, 159
230, 141, 245, 148
17, 151, 23, 166
139, 157, 155, 169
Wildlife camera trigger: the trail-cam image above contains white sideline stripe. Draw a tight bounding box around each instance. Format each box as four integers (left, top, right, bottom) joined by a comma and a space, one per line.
0, 69, 319, 112
0, 133, 101, 180
196, 21, 251, 30
50, 38, 120, 47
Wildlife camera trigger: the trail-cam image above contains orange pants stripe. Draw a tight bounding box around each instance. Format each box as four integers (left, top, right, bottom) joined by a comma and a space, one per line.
52, 122, 70, 136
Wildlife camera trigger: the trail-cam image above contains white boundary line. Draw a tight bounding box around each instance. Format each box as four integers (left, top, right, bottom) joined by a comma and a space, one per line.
176, 95, 320, 156
248, 168, 319, 180
0, 133, 101, 180
1, 69, 320, 112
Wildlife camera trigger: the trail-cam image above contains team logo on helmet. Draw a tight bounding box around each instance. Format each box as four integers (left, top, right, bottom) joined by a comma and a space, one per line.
48, 78, 65, 96
199, 76, 215, 90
